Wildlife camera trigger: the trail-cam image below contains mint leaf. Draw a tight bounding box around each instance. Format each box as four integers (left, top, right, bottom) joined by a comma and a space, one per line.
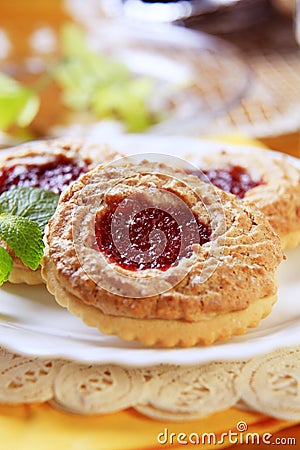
0, 246, 13, 285
0, 72, 40, 130
0, 214, 44, 270
0, 187, 59, 231
0, 188, 59, 281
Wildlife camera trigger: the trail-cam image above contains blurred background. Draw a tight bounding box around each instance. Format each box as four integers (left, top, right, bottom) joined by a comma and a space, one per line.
0, 0, 299, 155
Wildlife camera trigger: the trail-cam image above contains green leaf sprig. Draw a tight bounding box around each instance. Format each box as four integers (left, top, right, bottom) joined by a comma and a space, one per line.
0, 73, 40, 131
53, 24, 157, 132
0, 24, 164, 135
0, 214, 43, 271
0, 187, 59, 285
0, 246, 13, 285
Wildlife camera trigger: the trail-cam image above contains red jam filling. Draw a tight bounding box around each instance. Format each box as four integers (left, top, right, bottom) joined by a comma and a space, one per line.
95, 199, 211, 271
191, 165, 263, 199
0, 155, 89, 195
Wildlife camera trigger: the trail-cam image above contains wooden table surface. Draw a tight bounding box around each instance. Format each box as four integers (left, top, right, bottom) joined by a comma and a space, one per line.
0, 1, 299, 448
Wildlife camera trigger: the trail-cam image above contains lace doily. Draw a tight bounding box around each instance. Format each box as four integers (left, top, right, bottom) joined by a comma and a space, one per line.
0, 346, 300, 421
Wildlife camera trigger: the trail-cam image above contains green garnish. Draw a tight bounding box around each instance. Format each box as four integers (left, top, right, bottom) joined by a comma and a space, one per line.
0, 246, 13, 285
0, 187, 59, 231
53, 24, 156, 132
0, 214, 43, 271
0, 24, 164, 135
0, 187, 59, 285
0, 72, 40, 131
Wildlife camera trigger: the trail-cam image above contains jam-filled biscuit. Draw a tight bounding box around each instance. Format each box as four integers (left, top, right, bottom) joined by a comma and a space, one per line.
0, 138, 120, 284
42, 159, 282, 347
186, 149, 300, 250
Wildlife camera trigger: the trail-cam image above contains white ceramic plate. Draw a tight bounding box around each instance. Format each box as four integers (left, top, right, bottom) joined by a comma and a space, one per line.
0, 136, 299, 367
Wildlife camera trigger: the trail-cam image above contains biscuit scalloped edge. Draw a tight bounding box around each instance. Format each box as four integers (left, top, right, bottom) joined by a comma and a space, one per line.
42, 256, 277, 348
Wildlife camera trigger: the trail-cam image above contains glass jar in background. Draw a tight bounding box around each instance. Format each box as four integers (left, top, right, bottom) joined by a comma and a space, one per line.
121, 0, 272, 32
296, 0, 300, 43
271, 0, 296, 16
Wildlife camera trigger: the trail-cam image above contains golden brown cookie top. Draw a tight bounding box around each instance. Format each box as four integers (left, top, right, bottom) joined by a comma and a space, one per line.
0, 138, 121, 195
0, 138, 122, 285
186, 149, 300, 241
43, 158, 283, 322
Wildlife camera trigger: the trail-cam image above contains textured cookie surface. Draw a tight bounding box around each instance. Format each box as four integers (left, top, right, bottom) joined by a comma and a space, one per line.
0, 138, 121, 284
42, 158, 283, 346
186, 149, 300, 249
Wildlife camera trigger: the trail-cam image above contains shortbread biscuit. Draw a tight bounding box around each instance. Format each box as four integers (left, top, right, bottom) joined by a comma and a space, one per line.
186, 149, 300, 249
0, 138, 120, 284
42, 159, 283, 347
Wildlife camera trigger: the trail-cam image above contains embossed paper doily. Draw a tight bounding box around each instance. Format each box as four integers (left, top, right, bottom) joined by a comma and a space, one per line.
1, 346, 300, 421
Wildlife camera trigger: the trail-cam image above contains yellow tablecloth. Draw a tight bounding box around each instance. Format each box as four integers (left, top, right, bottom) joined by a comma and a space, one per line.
0, 403, 296, 450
